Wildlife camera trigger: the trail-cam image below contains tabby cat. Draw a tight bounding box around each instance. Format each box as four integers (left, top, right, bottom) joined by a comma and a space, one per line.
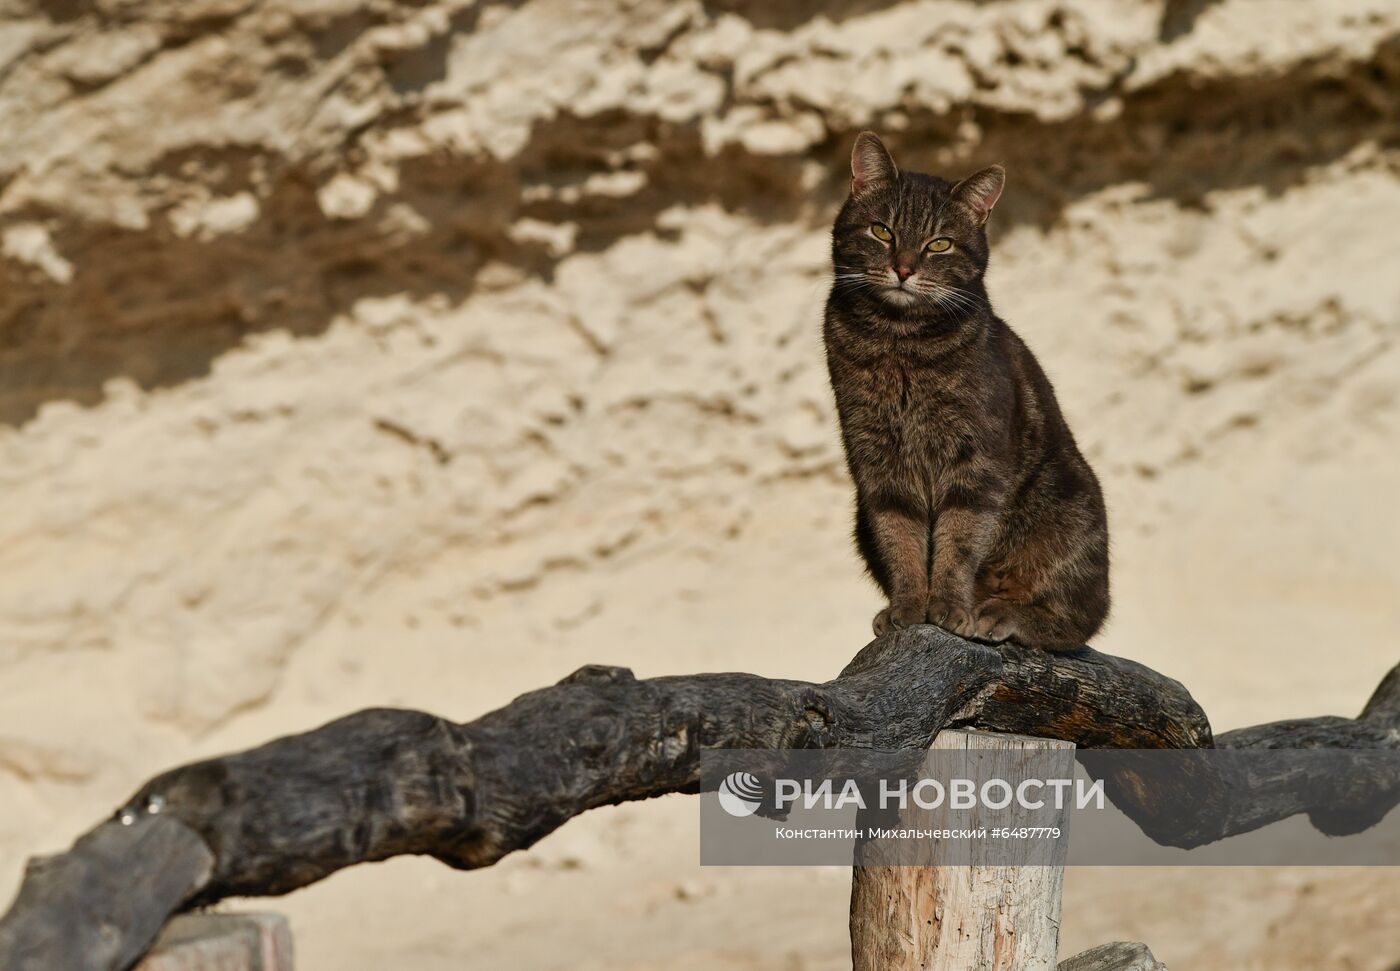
824, 132, 1109, 651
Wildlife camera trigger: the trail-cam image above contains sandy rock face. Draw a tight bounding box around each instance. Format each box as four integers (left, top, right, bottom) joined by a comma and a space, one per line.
2, 2, 1399, 969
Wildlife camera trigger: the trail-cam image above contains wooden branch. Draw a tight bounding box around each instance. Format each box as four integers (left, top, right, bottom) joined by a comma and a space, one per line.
2, 626, 1396, 970
1082, 648, 1400, 846
0, 816, 212, 971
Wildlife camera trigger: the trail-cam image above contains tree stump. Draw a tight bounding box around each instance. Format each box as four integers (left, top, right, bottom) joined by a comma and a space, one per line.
850, 729, 1074, 970
134, 913, 292, 971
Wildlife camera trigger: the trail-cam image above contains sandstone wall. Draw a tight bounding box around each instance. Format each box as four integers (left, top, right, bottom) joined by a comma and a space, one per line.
3, 1, 1399, 968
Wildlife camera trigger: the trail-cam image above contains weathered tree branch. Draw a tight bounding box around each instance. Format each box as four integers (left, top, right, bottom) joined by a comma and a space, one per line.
0, 816, 212, 971
1, 627, 1397, 970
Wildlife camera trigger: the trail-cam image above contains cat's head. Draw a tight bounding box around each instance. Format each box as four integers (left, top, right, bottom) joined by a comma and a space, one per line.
831, 132, 1004, 317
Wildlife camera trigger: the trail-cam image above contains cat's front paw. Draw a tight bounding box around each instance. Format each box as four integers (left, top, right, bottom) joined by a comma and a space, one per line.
925, 596, 975, 639
970, 600, 1020, 644
873, 601, 924, 636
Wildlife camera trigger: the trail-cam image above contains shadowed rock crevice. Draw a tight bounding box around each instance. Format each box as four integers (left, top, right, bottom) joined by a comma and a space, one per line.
698, 0, 907, 32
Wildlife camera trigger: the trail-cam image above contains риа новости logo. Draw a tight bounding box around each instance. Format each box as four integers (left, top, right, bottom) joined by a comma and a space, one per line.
718, 772, 765, 817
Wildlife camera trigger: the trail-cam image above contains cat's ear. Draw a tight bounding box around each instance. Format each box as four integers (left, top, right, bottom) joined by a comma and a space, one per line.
851, 131, 897, 196
951, 165, 1005, 225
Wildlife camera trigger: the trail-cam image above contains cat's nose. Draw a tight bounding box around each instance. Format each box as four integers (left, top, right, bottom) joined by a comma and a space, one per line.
894, 264, 915, 281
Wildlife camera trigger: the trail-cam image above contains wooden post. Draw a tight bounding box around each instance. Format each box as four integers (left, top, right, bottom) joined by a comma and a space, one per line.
134, 913, 293, 971
850, 729, 1074, 971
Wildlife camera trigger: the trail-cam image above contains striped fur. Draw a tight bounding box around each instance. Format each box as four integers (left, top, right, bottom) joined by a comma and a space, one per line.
824, 133, 1109, 651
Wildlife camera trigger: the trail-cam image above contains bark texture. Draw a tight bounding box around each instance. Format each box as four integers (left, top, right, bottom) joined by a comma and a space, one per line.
849, 730, 1073, 971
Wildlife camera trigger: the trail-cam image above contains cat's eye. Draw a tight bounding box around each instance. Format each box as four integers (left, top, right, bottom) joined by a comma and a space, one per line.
926, 237, 953, 253
870, 223, 893, 242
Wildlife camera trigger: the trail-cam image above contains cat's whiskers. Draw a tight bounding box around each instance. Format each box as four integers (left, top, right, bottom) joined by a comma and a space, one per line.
832, 264, 984, 318
833, 270, 888, 297
910, 280, 981, 318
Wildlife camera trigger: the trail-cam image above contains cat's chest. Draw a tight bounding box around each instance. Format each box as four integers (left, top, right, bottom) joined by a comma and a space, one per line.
834, 358, 980, 484
844, 356, 956, 427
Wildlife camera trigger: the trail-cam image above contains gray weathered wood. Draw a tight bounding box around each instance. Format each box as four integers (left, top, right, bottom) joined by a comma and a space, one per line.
0, 815, 213, 971
1, 627, 1396, 970
850, 730, 1073, 970
1058, 941, 1167, 970
135, 913, 293, 971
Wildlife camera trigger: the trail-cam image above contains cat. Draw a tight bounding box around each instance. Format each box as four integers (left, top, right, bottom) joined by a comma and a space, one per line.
824, 132, 1109, 652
